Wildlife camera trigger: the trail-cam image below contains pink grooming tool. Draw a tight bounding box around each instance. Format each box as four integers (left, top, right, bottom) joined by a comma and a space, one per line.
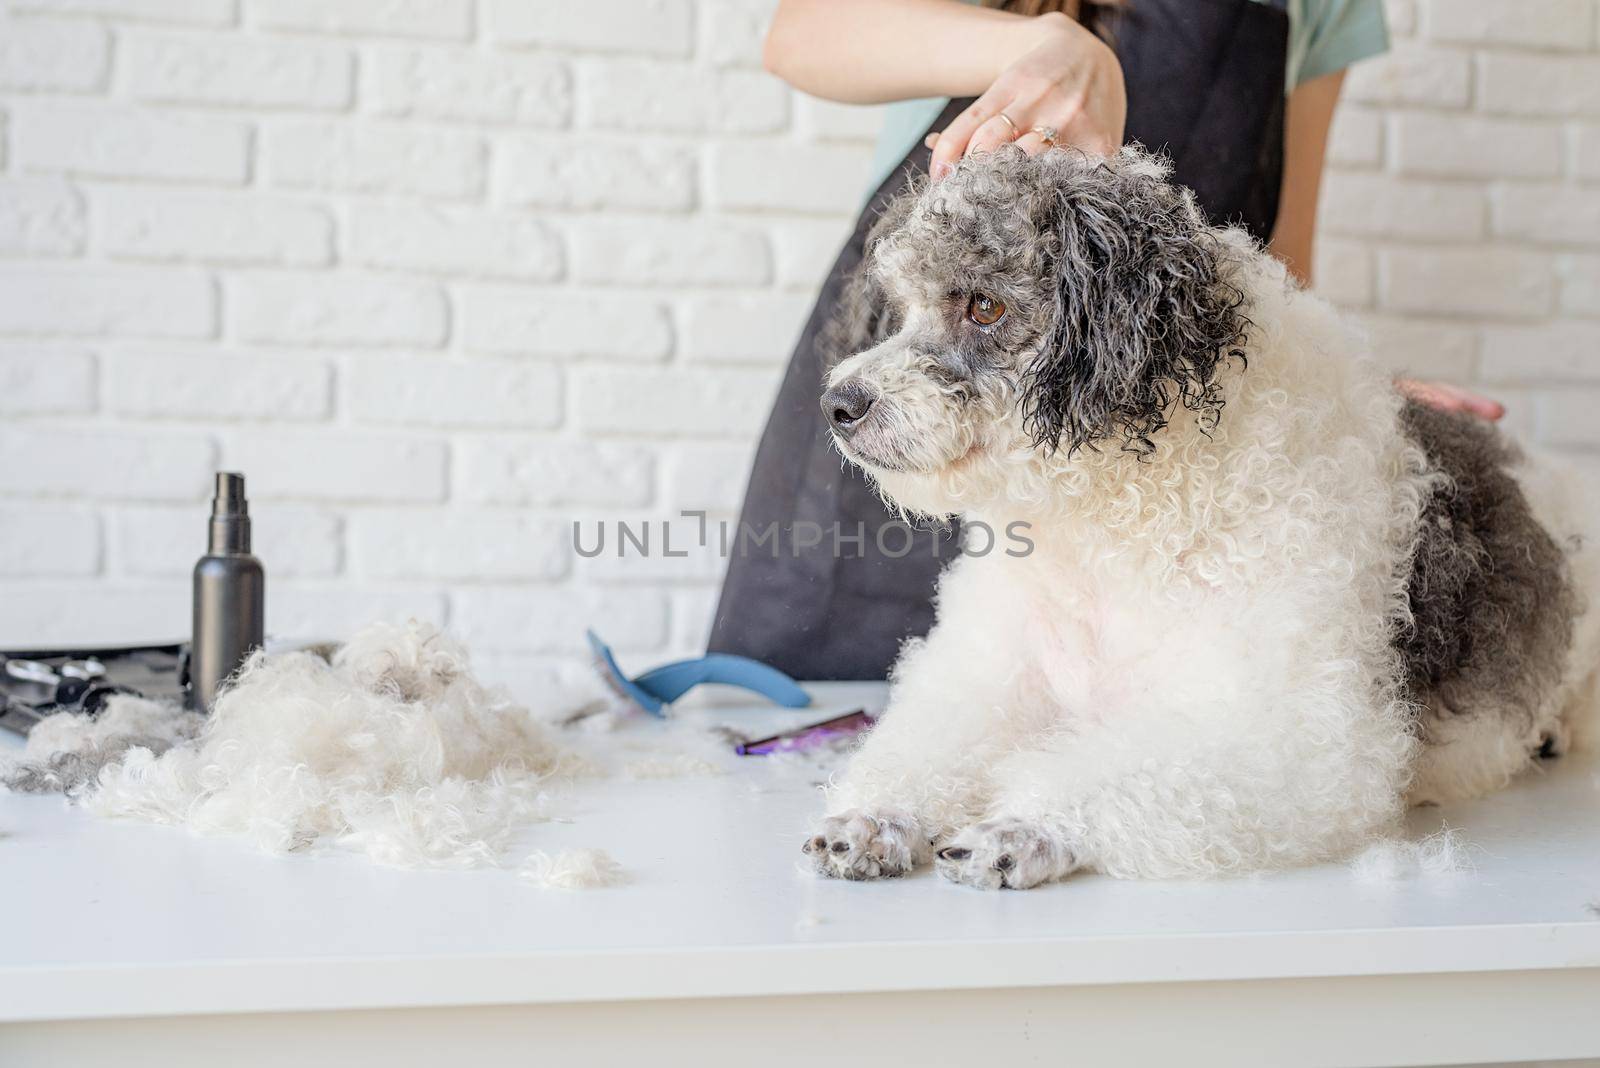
735, 708, 876, 756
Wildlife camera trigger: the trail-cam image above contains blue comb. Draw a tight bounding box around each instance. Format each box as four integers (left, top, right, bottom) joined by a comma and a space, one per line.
586, 629, 811, 717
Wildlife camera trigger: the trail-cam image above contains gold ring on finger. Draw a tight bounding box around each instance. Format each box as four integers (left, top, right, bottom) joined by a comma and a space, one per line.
1031, 124, 1059, 146
996, 112, 1020, 138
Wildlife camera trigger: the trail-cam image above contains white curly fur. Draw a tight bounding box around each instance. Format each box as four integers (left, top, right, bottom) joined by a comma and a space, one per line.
810, 149, 1600, 887
1349, 828, 1471, 882
518, 847, 628, 889
71, 620, 572, 870
0, 695, 204, 796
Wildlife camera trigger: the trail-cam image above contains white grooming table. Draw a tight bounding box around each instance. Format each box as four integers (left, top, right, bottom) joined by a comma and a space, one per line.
1, 681, 1597, 1068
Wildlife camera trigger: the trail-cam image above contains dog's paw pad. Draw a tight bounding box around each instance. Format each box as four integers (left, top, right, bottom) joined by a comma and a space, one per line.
935, 818, 1080, 890
804, 809, 927, 881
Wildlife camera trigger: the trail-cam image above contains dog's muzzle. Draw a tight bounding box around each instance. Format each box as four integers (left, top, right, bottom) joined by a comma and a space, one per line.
821, 379, 876, 439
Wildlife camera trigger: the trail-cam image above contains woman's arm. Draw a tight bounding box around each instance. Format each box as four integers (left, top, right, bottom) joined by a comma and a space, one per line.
1268, 69, 1343, 286
766, 0, 1123, 169
1270, 69, 1503, 419
763, 0, 1061, 104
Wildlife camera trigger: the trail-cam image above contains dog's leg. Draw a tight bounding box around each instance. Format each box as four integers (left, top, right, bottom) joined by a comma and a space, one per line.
804, 657, 1023, 881
806, 577, 1040, 881
937, 676, 1417, 887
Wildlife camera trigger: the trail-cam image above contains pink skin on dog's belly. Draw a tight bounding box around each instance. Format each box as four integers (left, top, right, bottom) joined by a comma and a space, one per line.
1017, 576, 1244, 732
1022, 586, 1146, 730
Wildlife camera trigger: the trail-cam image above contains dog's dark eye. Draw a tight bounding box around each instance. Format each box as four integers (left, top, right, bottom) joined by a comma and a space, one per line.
966, 294, 1005, 327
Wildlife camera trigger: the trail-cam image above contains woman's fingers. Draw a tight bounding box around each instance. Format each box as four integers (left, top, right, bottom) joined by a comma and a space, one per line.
930, 95, 1008, 178
1061, 119, 1118, 157
1012, 130, 1050, 156
1458, 392, 1507, 421
1400, 381, 1465, 413
929, 94, 1118, 177
1043, 110, 1118, 157
929, 105, 983, 178
963, 112, 1021, 161
928, 112, 1115, 172
1397, 378, 1506, 421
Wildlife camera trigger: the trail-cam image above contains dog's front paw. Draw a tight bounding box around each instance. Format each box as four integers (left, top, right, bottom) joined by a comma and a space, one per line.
803, 809, 929, 881
935, 818, 1082, 890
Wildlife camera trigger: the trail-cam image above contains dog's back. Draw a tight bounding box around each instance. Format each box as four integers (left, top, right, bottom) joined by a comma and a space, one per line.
1400, 400, 1600, 803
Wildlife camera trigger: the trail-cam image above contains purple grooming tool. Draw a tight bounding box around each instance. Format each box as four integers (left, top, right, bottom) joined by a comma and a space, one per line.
735, 708, 876, 756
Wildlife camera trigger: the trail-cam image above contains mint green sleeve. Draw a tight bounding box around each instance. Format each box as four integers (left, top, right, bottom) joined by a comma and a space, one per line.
1295, 0, 1390, 85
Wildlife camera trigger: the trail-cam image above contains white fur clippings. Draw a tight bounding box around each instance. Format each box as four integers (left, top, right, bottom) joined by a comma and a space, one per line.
1349, 829, 1471, 882
518, 848, 627, 889
2, 694, 204, 796
623, 752, 724, 780
6, 621, 594, 875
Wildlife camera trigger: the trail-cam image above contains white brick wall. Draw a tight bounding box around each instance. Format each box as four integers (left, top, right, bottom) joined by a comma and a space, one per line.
0, 0, 1597, 691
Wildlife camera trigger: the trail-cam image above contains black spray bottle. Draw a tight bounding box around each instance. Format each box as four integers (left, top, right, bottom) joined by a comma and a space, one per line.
189, 472, 265, 711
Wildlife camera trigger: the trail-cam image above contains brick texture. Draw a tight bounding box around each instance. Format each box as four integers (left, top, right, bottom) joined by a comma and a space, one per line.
0, 178, 86, 256
9, 1, 234, 25
0, 266, 216, 337
484, 0, 693, 57
0, 506, 101, 576
228, 273, 447, 347
248, 0, 471, 40
494, 138, 695, 211
366, 45, 570, 126
708, 141, 872, 214
345, 203, 562, 280
95, 187, 333, 265
0, 347, 97, 414
104, 348, 333, 421
113, 503, 342, 578
1422, 0, 1594, 49
579, 63, 788, 134
454, 438, 656, 507
349, 511, 569, 581
120, 30, 354, 110
1, 0, 1598, 668
568, 218, 770, 286
221, 432, 447, 503
457, 287, 674, 360
343, 354, 563, 428
0, 17, 109, 92
12, 102, 250, 184
262, 120, 484, 199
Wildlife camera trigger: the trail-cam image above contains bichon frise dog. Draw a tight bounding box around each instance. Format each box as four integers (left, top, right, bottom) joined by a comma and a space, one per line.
804, 147, 1600, 889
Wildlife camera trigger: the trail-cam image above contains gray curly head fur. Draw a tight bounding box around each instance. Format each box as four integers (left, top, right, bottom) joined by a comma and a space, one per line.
818, 193, 914, 371
822, 146, 1251, 457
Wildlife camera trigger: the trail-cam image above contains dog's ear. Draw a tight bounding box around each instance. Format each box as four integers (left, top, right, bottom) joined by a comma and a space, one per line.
818, 185, 918, 372
1025, 152, 1249, 456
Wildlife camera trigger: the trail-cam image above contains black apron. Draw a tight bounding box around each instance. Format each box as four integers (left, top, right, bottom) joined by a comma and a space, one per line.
709, 0, 1290, 680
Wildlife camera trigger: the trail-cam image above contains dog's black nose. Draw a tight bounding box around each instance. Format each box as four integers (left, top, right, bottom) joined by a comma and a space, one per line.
821, 380, 875, 436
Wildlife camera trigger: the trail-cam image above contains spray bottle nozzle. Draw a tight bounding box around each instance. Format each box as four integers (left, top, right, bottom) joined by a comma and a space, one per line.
208, 472, 252, 553
212, 471, 248, 516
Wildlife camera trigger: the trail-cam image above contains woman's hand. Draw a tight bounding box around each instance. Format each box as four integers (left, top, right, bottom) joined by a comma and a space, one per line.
1398, 379, 1505, 421
926, 13, 1125, 179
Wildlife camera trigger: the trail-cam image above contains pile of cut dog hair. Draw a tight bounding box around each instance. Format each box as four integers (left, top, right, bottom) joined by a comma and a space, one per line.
0, 621, 630, 887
